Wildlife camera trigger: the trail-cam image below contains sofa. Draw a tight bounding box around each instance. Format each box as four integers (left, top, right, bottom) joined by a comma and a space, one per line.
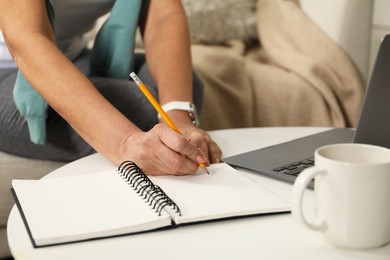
0, 0, 374, 257
188, 0, 372, 130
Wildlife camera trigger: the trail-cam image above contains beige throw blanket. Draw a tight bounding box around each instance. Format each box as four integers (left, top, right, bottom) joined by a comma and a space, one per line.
193, 0, 364, 130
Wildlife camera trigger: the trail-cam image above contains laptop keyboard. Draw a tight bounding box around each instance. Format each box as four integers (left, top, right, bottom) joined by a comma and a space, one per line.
272, 157, 314, 176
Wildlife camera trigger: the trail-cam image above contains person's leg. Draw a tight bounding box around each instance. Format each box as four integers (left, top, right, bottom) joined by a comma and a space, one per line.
0, 68, 95, 161
79, 50, 159, 131
90, 76, 159, 132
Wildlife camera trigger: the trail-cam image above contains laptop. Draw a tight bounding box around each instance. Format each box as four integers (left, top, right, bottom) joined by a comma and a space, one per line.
223, 35, 390, 189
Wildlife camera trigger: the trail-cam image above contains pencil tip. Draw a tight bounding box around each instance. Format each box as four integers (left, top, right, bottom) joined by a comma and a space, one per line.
200, 165, 210, 175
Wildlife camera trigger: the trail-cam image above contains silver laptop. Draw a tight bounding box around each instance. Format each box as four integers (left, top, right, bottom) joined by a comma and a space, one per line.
223, 34, 390, 188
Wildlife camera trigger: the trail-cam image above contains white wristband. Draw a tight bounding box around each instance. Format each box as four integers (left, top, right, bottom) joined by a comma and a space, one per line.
158, 101, 200, 126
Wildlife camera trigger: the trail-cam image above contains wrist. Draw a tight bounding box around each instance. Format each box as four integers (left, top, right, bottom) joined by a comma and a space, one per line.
158, 101, 200, 126
115, 128, 143, 165
166, 110, 194, 125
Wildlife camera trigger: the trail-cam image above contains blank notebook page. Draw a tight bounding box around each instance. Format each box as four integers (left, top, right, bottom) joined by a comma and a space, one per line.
12, 171, 171, 246
150, 163, 290, 224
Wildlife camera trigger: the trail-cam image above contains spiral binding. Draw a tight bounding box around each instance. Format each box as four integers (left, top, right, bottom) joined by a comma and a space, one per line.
117, 161, 182, 217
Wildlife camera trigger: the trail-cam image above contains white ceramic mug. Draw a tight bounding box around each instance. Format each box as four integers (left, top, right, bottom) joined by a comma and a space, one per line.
291, 143, 390, 249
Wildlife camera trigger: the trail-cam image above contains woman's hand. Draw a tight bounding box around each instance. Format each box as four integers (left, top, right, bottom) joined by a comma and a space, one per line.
120, 108, 222, 176
121, 124, 211, 176
176, 124, 222, 166
166, 110, 222, 166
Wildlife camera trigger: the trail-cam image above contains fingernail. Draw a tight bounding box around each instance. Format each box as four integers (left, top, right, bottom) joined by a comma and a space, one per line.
196, 155, 206, 164
214, 158, 221, 163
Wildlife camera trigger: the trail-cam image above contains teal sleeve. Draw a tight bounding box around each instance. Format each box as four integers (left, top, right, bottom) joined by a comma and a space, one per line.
13, 71, 48, 144
89, 0, 149, 79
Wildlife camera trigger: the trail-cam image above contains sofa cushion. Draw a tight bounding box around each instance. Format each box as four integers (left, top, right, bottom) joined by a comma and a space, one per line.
182, 0, 258, 45
0, 151, 65, 226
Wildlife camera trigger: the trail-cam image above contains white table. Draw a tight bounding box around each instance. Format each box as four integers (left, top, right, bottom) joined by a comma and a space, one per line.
7, 127, 390, 259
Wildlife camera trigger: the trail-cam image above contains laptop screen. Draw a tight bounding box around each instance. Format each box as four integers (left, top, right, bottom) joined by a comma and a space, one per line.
353, 34, 390, 149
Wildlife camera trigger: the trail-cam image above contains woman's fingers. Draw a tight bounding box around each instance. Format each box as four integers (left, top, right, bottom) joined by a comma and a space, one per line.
123, 124, 222, 176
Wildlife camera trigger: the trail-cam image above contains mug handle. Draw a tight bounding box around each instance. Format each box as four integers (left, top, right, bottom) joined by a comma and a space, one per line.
291, 167, 327, 231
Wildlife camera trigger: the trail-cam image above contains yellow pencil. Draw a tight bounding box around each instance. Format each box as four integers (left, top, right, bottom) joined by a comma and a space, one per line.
129, 72, 209, 174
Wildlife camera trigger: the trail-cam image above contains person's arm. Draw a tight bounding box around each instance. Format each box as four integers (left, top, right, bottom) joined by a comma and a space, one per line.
142, 0, 193, 106
0, 0, 207, 175
141, 0, 222, 163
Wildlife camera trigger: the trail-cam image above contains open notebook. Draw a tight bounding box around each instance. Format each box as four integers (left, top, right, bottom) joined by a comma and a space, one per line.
11, 162, 289, 248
